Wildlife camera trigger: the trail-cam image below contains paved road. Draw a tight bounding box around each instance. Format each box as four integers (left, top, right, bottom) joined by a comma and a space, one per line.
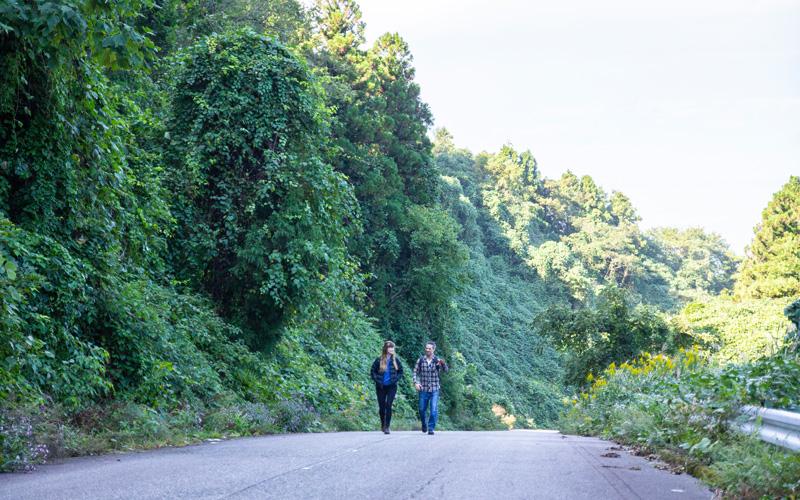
0, 430, 712, 499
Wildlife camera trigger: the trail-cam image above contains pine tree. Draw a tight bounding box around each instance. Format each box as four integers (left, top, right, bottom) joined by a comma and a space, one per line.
736, 176, 800, 298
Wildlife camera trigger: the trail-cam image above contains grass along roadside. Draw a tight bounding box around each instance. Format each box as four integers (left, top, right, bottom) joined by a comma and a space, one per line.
0, 394, 427, 472
558, 348, 800, 499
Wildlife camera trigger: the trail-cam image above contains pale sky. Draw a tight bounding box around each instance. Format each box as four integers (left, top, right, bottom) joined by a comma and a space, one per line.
357, 0, 800, 254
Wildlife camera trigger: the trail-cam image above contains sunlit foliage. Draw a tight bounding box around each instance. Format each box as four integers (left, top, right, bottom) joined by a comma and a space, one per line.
736, 176, 800, 299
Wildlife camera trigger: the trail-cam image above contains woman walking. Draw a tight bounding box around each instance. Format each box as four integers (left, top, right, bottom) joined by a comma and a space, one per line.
370, 340, 404, 434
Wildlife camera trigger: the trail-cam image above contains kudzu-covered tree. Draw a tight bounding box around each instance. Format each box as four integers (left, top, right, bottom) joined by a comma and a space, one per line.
165, 30, 360, 348
0, 0, 175, 406
0, 0, 164, 273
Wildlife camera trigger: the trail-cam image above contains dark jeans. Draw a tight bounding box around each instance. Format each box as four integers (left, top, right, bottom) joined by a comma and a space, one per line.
376, 383, 397, 429
418, 390, 439, 431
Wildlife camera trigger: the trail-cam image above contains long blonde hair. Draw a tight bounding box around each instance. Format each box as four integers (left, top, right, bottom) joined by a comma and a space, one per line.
379, 340, 399, 373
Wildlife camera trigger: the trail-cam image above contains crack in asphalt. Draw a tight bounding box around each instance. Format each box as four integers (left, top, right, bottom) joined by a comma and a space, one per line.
403, 434, 464, 499
574, 443, 642, 500
221, 436, 396, 498
405, 466, 446, 499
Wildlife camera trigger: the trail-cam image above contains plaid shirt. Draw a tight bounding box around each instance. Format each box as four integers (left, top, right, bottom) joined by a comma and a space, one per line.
413, 356, 448, 392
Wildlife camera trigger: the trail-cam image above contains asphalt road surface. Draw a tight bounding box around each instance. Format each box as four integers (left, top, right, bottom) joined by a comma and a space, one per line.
0, 430, 712, 499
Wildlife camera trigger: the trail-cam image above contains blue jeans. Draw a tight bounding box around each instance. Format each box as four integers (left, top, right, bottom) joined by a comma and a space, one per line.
418, 390, 439, 430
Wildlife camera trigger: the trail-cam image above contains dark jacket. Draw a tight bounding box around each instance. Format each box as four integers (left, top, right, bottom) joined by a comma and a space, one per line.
370, 356, 404, 386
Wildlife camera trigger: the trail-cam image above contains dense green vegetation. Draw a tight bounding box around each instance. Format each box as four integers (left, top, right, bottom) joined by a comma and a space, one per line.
560, 176, 800, 498
735, 176, 800, 299
535, 286, 680, 386
560, 344, 800, 498
1, 2, 797, 492
560, 339, 800, 498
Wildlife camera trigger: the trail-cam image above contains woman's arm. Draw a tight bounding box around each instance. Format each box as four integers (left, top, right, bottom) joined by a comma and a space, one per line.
370, 358, 380, 383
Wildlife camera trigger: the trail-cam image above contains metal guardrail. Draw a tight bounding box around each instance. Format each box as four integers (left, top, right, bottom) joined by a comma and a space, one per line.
737, 405, 800, 451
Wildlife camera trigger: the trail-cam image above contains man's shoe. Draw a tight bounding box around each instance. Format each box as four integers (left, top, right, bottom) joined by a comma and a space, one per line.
427, 430, 434, 435
421, 425, 427, 433
383, 428, 390, 435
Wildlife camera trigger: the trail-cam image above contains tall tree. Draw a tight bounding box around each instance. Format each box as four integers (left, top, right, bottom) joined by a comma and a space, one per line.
309, 2, 464, 353
647, 227, 739, 298
364, 32, 437, 205
736, 176, 800, 298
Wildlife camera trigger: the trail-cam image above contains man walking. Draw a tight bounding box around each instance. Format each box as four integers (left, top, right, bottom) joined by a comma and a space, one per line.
413, 341, 448, 435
